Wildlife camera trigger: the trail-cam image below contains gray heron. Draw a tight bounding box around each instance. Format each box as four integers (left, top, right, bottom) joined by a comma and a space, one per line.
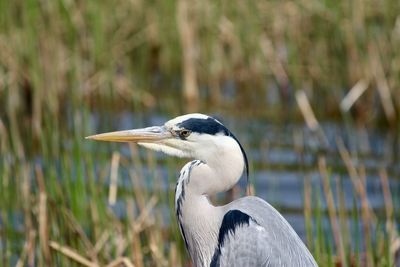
87, 113, 318, 267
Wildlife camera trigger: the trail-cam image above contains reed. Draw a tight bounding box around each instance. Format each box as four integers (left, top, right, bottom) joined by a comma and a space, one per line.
1, 0, 399, 266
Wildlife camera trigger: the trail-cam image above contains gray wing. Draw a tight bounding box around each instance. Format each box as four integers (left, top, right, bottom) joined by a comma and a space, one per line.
210, 210, 275, 266
215, 196, 318, 267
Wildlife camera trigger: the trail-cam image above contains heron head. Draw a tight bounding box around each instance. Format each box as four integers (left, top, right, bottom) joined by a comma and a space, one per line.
86, 113, 248, 177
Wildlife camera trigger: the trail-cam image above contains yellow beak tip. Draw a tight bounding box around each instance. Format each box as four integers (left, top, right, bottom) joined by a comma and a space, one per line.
85, 135, 95, 140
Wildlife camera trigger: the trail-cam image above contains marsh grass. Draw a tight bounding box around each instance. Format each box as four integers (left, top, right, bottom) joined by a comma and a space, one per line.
1, 0, 400, 266
1, 0, 400, 123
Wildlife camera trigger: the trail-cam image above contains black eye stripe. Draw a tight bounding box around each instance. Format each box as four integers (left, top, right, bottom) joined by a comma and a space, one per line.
177, 117, 229, 136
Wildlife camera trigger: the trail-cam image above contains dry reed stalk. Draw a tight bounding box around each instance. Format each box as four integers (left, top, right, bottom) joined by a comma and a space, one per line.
127, 199, 144, 267
148, 229, 168, 267
50, 241, 99, 267
106, 257, 135, 267
35, 165, 52, 266
15, 245, 27, 267
8, 105, 25, 160
336, 139, 376, 221
358, 166, 378, 227
340, 79, 369, 112
27, 229, 36, 266
295, 90, 319, 131
358, 165, 367, 191
168, 243, 181, 267
114, 233, 128, 258
379, 168, 399, 261
369, 43, 396, 124
335, 176, 350, 262
22, 164, 33, 237
318, 157, 347, 267
20, 164, 36, 266
109, 152, 121, 205
132, 195, 158, 234
295, 90, 328, 147
379, 168, 394, 225
90, 200, 101, 248
129, 144, 146, 211
177, 0, 199, 111
63, 209, 95, 257
131, 232, 144, 267
127, 195, 157, 267
15, 230, 36, 267
336, 138, 375, 267
93, 230, 111, 255
140, 196, 165, 267
128, 196, 159, 267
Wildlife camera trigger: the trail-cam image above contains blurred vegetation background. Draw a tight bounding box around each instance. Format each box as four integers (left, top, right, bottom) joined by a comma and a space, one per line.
0, 0, 400, 266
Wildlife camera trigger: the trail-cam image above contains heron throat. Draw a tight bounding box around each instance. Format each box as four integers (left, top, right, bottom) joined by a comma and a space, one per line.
174, 152, 245, 266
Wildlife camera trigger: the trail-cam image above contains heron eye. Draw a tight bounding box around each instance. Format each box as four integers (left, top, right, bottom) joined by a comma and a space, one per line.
179, 130, 191, 138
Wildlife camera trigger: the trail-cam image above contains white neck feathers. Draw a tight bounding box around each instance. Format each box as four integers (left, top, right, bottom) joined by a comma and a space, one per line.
174, 137, 245, 266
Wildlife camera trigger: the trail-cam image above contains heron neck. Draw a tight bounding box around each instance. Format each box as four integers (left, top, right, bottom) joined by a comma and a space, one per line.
174, 154, 244, 266
189, 138, 245, 196
175, 161, 225, 266
180, 193, 222, 266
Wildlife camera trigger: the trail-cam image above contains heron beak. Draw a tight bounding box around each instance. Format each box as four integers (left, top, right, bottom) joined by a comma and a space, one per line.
85, 126, 172, 143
